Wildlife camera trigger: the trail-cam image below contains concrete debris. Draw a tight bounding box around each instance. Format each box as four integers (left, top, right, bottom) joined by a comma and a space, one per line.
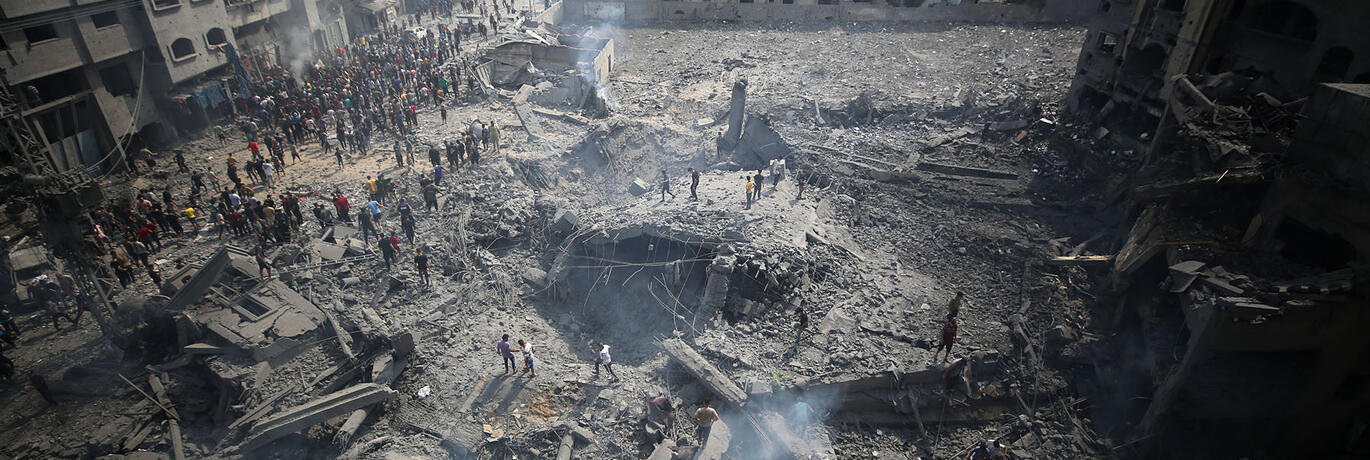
660, 338, 748, 408
240, 383, 399, 452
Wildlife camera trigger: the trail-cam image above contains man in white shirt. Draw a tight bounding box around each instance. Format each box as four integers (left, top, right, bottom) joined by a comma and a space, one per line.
261, 161, 274, 187
519, 339, 535, 378
594, 342, 618, 381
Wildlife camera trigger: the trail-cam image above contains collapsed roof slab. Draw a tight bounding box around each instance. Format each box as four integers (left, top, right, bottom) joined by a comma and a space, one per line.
239, 383, 398, 452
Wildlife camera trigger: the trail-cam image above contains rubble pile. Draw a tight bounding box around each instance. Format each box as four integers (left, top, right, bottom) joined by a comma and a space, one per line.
0, 8, 1145, 460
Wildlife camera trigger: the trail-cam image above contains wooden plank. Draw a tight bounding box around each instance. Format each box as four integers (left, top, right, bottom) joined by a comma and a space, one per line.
659, 339, 747, 407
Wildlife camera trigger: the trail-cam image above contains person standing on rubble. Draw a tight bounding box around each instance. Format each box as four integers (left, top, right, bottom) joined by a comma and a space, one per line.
519, 338, 536, 378
933, 317, 958, 363
254, 243, 272, 279
414, 248, 430, 286
401, 213, 417, 244
488, 121, 500, 154
659, 169, 675, 201
753, 170, 765, 200
689, 168, 700, 201
594, 342, 618, 381
367, 198, 383, 224
498, 334, 516, 373
359, 208, 376, 241
333, 192, 351, 223
380, 234, 398, 270
947, 291, 965, 319
744, 176, 754, 210
693, 401, 719, 439
423, 181, 440, 213
366, 176, 380, 202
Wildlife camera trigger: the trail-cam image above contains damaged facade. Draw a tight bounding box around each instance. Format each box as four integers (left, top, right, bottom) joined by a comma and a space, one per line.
1068, 0, 1370, 457
0, 0, 354, 176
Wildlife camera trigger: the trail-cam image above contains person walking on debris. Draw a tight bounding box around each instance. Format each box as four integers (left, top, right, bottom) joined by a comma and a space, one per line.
753, 170, 765, 200
689, 168, 700, 201
796, 172, 807, 200
796, 307, 809, 336
367, 198, 383, 223
498, 334, 517, 373
744, 176, 755, 210
333, 192, 351, 222
380, 234, 398, 270
947, 291, 965, 319
519, 339, 536, 378
488, 121, 500, 154
401, 213, 417, 244
594, 341, 618, 381
313, 202, 334, 226
659, 169, 675, 201
769, 158, 785, 190
27, 370, 57, 406
693, 400, 719, 439
423, 181, 440, 213
414, 248, 430, 286
254, 243, 272, 279
359, 208, 376, 241
933, 317, 958, 363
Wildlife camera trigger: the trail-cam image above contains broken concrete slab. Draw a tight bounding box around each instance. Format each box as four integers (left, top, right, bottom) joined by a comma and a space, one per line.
240, 383, 398, 452
660, 338, 748, 407
914, 161, 1018, 180
165, 248, 232, 311
628, 178, 650, 196
183, 343, 224, 355
552, 208, 580, 234
988, 119, 1030, 131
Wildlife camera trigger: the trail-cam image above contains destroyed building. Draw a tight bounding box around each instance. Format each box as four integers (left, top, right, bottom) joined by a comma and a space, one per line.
2, 0, 1370, 458
1066, 0, 1370, 457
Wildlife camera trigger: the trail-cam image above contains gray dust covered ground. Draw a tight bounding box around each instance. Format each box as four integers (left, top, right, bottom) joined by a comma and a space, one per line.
0, 16, 1118, 460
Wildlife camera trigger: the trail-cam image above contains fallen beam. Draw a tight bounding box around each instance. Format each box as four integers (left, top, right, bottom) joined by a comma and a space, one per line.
1046, 255, 1114, 266
915, 161, 1018, 180
117, 373, 180, 422
148, 375, 185, 460
240, 383, 398, 452
334, 354, 409, 449
660, 338, 748, 407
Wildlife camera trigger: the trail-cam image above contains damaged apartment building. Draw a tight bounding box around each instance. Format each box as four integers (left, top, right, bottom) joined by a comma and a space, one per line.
0, 0, 352, 177
1067, 0, 1370, 457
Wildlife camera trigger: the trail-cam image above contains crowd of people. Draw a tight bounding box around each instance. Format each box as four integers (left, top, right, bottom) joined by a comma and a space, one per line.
94, 0, 529, 297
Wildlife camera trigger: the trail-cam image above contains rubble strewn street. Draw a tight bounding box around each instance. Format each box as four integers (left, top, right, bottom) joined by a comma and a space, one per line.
4, 0, 1365, 459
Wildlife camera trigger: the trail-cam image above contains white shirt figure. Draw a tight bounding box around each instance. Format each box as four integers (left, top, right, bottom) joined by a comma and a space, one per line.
599, 344, 611, 365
